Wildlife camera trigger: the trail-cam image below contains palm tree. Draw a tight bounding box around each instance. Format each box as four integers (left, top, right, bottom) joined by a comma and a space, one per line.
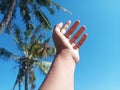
0, 0, 72, 34
0, 0, 72, 89
0, 0, 16, 33
0, 24, 56, 90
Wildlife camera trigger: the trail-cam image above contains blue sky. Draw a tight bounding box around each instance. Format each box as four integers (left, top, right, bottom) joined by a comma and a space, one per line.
0, 0, 120, 90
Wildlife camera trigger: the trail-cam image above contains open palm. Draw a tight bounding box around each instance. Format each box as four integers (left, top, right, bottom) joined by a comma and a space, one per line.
52, 20, 87, 63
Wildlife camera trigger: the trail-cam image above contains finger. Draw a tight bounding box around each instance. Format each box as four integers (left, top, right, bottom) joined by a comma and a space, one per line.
65, 20, 80, 38
70, 25, 86, 43
74, 33, 88, 49
54, 22, 63, 32
61, 20, 71, 34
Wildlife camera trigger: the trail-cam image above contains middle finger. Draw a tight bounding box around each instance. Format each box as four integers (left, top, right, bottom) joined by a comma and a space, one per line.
70, 25, 86, 43
65, 20, 80, 38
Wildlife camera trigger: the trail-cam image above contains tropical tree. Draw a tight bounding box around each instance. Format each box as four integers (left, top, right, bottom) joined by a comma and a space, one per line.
0, 0, 72, 34
0, 0, 72, 90
0, 23, 56, 90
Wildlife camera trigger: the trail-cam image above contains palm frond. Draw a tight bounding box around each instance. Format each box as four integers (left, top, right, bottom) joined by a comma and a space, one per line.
36, 0, 51, 6
13, 55, 21, 61
0, 48, 16, 59
0, 0, 16, 34
30, 24, 42, 43
35, 9, 51, 29
13, 67, 25, 90
34, 61, 51, 74
29, 69, 36, 89
28, 0, 34, 4
51, 1, 72, 15
36, 0, 55, 15
0, 0, 11, 14
14, 26, 26, 50
46, 46, 56, 57
40, 45, 56, 58
37, 33, 45, 42
4, 21, 13, 34
27, 40, 41, 58
20, 0, 31, 23
46, 6, 55, 15
38, 38, 56, 57
14, 26, 22, 43
24, 23, 34, 40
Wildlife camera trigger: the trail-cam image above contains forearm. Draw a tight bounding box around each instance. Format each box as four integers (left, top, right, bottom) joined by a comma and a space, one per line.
40, 49, 76, 90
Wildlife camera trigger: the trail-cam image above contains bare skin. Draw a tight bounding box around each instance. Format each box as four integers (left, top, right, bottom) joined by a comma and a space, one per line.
39, 20, 87, 90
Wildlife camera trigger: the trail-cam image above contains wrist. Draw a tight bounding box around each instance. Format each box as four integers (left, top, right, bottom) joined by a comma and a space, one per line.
56, 49, 79, 64
53, 49, 76, 72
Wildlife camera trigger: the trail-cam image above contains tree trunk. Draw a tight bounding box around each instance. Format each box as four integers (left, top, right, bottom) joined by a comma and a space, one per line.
25, 66, 28, 90
18, 80, 21, 90
0, 0, 16, 34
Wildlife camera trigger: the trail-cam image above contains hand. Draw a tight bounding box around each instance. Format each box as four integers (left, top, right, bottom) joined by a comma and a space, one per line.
52, 20, 87, 63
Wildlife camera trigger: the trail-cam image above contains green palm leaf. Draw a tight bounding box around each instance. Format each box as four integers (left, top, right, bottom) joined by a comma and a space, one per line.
29, 69, 36, 89
0, 48, 16, 59
30, 24, 42, 43
0, 0, 16, 34
14, 26, 26, 51
51, 1, 72, 15
0, 0, 11, 14
20, 0, 31, 23
35, 9, 51, 29
13, 67, 25, 90
34, 61, 51, 74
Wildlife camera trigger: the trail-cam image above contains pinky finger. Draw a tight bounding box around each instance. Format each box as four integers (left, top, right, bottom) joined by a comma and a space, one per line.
74, 33, 88, 49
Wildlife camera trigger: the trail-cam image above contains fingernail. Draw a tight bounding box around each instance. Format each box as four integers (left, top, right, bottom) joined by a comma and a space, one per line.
59, 22, 62, 24
68, 20, 71, 23
82, 25, 86, 29
84, 33, 88, 36
76, 20, 80, 23
59, 22, 63, 25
